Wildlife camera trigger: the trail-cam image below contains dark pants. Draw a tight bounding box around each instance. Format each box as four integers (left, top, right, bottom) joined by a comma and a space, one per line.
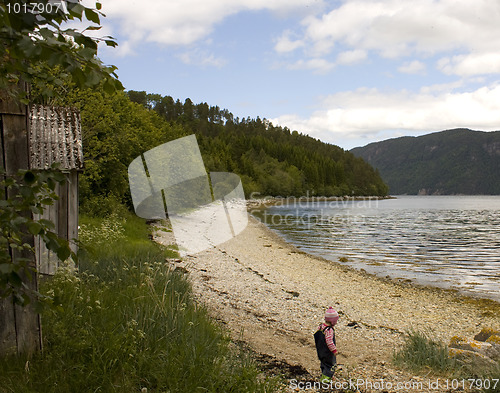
320, 353, 336, 378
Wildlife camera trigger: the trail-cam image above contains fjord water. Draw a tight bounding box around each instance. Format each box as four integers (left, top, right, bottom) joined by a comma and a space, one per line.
254, 196, 500, 301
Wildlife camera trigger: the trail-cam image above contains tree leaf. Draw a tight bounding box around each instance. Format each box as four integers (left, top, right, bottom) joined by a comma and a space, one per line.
84, 8, 100, 24
104, 39, 118, 48
79, 47, 97, 61
102, 78, 115, 95
85, 69, 101, 86
71, 67, 85, 86
39, 219, 56, 230
67, 3, 85, 19
11, 216, 27, 227
23, 171, 36, 185
14, 292, 31, 307
9, 272, 22, 288
83, 25, 102, 31
56, 245, 71, 261
28, 222, 43, 235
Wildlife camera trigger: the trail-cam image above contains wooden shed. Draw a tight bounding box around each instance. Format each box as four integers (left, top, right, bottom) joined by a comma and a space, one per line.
29, 104, 84, 275
0, 95, 83, 356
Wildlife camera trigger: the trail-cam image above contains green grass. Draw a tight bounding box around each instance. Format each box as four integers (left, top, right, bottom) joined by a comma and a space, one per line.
393, 330, 500, 392
393, 330, 459, 374
0, 212, 282, 392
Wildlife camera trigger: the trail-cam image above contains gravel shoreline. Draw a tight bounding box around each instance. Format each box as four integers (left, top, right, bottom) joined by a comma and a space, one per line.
154, 215, 500, 392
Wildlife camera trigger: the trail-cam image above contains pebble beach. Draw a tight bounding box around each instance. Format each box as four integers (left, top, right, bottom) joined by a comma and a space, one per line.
154, 214, 500, 392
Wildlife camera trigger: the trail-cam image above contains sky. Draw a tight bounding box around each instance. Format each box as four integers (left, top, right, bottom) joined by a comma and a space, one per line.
83, 0, 500, 150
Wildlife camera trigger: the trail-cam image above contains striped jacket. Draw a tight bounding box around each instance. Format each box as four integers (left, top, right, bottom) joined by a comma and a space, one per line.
318, 323, 337, 354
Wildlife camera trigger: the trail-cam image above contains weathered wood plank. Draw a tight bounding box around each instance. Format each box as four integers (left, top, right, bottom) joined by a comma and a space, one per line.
13, 248, 41, 356
68, 171, 79, 255
2, 114, 30, 175
7, 170, 41, 356
0, 297, 17, 356
0, 111, 16, 354
0, 84, 27, 115
1, 93, 41, 356
49, 183, 60, 272
36, 205, 53, 275
0, 99, 26, 115
58, 175, 69, 241
0, 117, 4, 171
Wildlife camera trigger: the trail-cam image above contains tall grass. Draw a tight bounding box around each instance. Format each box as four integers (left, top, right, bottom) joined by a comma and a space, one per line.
394, 330, 500, 392
393, 330, 458, 374
0, 213, 281, 392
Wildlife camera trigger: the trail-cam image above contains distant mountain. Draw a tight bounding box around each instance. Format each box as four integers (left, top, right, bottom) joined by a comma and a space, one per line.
351, 129, 500, 195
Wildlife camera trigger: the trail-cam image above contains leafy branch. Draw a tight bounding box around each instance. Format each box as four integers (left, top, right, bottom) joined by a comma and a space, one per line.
0, 165, 76, 306
0, 0, 123, 103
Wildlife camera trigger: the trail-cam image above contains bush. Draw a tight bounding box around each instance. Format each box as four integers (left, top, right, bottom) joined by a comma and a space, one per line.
78, 193, 130, 218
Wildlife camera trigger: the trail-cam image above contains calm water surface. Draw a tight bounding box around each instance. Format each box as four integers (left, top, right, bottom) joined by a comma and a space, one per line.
253, 196, 500, 301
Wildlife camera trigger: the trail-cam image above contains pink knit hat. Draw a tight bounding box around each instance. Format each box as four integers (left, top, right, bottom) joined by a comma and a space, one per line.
325, 307, 339, 325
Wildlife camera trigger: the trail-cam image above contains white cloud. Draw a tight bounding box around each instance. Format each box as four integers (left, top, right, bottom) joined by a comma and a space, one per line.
274, 30, 304, 53
287, 58, 335, 73
437, 53, 500, 76
336, 49, 367, 65
99, 0, 321, 49
177, 49, 227, 68
275, 0, 500, 76
398, 60, 426, 75
419, 80, 464, 94
270, 84, 500, 144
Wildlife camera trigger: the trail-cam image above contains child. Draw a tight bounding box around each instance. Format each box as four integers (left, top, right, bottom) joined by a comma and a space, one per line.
314, 307, 339, 383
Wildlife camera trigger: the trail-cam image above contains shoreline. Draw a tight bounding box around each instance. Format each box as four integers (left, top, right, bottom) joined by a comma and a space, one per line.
248, 196, 500, 304
264, 223, 500, 305
246, 195, 396, 210
154, 215, 500, 392
256, 214, 500, 308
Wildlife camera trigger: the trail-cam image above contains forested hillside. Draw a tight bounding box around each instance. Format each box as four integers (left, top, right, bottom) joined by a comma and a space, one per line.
126, 91, 388, 198
351, 128, 500, 195
54, 88, 387, 214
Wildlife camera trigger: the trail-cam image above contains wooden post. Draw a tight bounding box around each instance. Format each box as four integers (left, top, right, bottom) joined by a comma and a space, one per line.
0, 87, 42, 356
